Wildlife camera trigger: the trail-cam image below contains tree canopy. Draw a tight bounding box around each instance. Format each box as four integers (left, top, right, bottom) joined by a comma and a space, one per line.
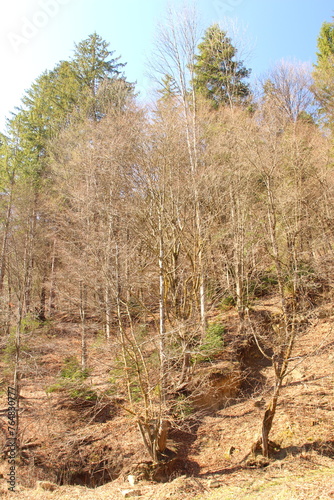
192, 24, 251, 107
312, 19, 334, 126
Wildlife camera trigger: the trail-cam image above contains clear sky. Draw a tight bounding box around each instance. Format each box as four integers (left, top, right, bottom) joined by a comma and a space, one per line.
1, 0, 333, 132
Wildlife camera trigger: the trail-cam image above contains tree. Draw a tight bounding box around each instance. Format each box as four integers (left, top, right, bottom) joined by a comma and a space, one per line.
152, 6, 208, 336
157, 74, 179, 102
72, 32, 134, 120
239, 105, 330, 457
9, 33, 133, 163
2, 32, 134, 324
261, 60, 314, 126
73, 32, 123, 90
316, 20, 334, 63
312, 19, 334, 127
193, 23, 251, 108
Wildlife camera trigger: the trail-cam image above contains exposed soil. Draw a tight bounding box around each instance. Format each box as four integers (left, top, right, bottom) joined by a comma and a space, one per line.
0, 297, 333, 499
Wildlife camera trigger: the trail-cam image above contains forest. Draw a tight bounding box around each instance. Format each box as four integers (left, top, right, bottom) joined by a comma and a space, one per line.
0, 8, 334, 499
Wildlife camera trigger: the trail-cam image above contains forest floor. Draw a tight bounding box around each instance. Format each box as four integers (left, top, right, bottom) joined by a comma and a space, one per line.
0, 296, 333, 499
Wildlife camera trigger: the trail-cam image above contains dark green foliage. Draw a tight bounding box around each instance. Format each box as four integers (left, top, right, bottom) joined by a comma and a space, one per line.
249, 273, 279, 298
193, 24, 250, 107
68, 387, 97, 401
72, 32, 124, 92
46, 357, 93, 397
170, 394, 194, 419
6, 32, 134, 184
129, 381, 143, 402
158, 74, 179, 101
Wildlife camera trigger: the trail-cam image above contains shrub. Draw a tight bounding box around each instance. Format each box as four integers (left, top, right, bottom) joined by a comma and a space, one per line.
60, 356, 90, 380
21, 313, 41, 332
3, 328, 31, 364
69, 387, 97, 401
249, 272, 278, 298
220, 295, 236, 310
195, 322, 225, 362
171, 394, 194, 419
46, 357, 90, 395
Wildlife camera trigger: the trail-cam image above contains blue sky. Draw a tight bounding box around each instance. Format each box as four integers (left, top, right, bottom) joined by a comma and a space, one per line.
1, 0, 333, 132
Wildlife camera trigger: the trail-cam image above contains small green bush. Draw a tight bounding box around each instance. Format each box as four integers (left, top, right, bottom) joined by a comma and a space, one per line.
46, 381, 98, 402
3, 331, 17, 359
3, 329, 31, 364
206, 322, 226, 339
130, 382, 143, 402
46, 357, 91, 395
249, 272, 278, 298
21, 313, 40, 332
60, 356, 90, 380
195, 322, 225, 362
69, 387, 97, 401
171, 394, 194, 419
220, 295, 236, 310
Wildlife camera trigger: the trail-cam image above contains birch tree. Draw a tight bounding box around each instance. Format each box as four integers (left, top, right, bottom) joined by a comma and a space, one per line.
151, 5, 208, 335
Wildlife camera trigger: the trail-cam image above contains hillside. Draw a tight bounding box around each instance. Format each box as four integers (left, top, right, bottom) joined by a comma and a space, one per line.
1, 296, 333, 499
2, 9, 334, 500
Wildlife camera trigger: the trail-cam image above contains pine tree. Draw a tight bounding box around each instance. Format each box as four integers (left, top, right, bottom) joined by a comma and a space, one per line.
192, 24, 251, 108
316, 20, 334, 65
7, 33, 134, 178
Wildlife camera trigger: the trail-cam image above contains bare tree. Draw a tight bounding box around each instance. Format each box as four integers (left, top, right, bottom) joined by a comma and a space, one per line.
243, 106, 329, 457
150, 5, 208, 335
259, 60, 314, 127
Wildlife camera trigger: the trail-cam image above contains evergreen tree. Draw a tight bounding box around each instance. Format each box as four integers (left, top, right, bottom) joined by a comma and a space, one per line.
7, 33, 134, 179
312, 19, 334, 127
71, 32, 134, 119
192, 24, 251, 107
157, 74, 179, 101
72, 32, 124, 94
1, 33, 135, 324
316, 20, 334, 65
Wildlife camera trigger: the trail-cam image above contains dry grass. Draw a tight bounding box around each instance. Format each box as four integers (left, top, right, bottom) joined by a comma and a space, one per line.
0, 298, 333, 499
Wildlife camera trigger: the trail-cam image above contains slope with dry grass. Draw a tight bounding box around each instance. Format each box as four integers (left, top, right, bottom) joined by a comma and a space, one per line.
0, 296, 333, 499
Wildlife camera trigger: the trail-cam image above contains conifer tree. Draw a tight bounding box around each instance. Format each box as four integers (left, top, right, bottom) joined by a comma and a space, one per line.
72, 32, 124, 94
192, 24, 250, 108
157, 74, 179, 101
313, 19, 334, 126
72, 32, 134, 119
2, 33, 134, 325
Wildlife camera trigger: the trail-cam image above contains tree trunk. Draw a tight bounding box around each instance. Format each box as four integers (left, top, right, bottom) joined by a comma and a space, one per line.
137, 417, 170, 463
261, 382, 281, 457
79, 281, 87, 372
22, 200, 37, 316
0, 188, 13, 297
38, 283, 47, 322
158, 212, 167, 399
12, 301, 24, 454
48, 239, 57, 318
